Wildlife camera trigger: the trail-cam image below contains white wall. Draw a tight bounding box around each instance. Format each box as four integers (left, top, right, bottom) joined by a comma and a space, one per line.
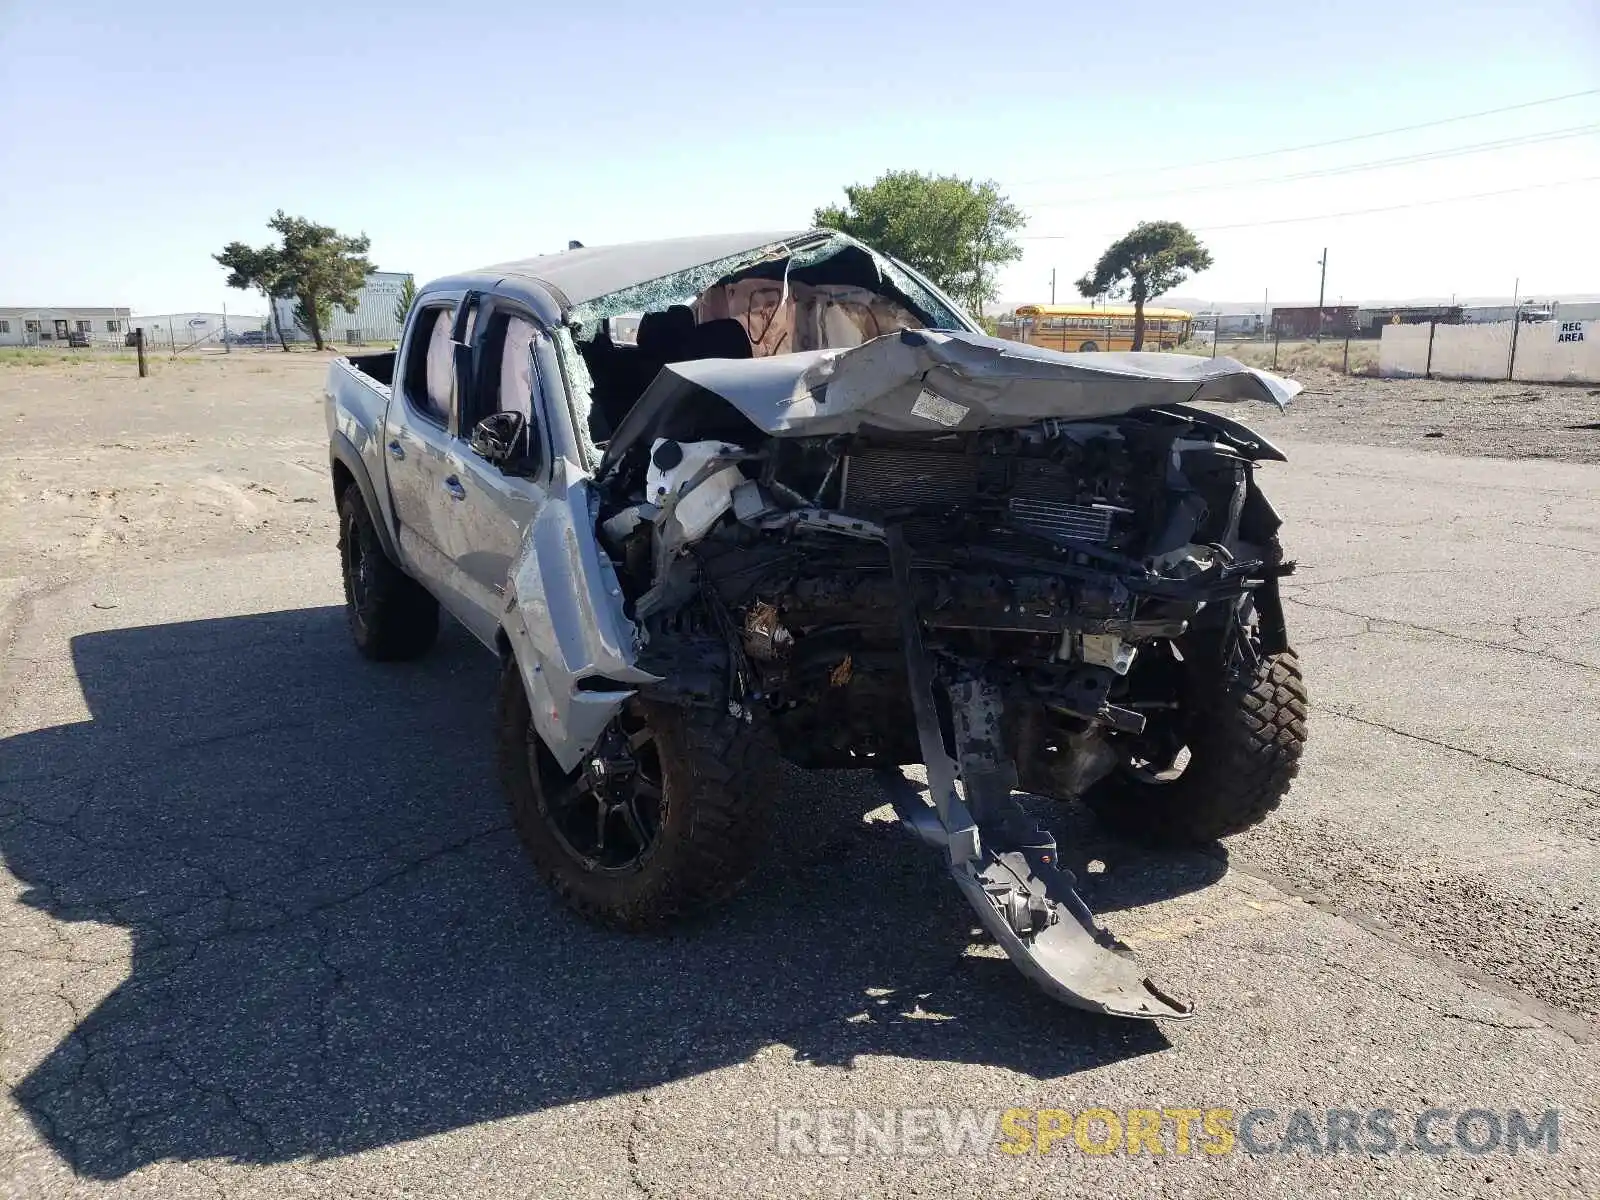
1380, 320, 1599, 383
1376, 324, 1432, 377
1512, 320, 1600, 383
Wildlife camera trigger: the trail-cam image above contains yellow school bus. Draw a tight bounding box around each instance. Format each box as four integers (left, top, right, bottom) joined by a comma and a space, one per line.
996, 304, 1194, 352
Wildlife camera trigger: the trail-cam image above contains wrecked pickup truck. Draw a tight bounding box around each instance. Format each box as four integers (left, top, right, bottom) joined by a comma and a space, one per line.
325, 229, 1307, 1020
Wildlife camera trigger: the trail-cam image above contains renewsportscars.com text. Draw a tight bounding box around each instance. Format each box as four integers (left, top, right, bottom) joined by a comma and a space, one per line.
774, 1106, 1562, 1158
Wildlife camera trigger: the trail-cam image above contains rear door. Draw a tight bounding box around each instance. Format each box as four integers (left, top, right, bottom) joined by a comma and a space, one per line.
440, 297, 548, 646
383, 294, 477, 615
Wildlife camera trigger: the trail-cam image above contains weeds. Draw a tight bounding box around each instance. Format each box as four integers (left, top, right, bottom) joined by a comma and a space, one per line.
1174, 339, 1380, 376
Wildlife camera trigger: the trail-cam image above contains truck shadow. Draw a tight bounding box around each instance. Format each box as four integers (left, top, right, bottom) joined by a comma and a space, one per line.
0, 607, 1221, 1178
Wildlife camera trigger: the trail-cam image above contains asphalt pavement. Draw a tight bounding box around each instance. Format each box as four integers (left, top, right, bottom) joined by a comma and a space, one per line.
1, 438, 1596, 1199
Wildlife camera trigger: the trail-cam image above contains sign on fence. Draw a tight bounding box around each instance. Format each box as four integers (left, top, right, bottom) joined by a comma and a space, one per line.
1557, 322, 1585, 344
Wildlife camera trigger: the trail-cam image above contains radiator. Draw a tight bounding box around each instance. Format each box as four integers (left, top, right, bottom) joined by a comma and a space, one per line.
840, 447, 1117, 546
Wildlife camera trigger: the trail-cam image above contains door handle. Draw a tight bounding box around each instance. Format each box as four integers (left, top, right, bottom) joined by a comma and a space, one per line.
387, 439, 405, 460
444, 475, 466, 500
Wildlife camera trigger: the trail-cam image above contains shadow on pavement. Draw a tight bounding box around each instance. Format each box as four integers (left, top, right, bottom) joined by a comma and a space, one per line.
0, 606, 1220, 1177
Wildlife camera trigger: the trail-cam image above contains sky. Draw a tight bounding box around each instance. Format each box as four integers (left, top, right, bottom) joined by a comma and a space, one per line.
1, 1, 1597, 317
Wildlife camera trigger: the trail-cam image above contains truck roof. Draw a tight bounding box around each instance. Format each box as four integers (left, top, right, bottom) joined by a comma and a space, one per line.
480, 230, 813, 309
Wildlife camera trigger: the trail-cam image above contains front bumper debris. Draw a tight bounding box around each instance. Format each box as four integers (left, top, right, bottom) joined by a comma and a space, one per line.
885, 526, 1193, 1021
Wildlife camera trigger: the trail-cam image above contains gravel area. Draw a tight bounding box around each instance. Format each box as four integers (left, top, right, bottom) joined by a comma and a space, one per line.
1229, 368, 1600, 464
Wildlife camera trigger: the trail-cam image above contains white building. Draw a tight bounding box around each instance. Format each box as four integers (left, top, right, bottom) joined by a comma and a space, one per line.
0, 306, 131, 346
131, 312, 269, 348
272, 270, 412, 345
1554, 300, 1600, 323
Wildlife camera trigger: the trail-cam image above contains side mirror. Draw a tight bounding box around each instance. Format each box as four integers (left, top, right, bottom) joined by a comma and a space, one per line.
470, 411, 528, 469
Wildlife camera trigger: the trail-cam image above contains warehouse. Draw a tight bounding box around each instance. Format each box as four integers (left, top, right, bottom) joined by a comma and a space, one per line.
131, 312, 271, 349
0, 306, 131, 346
272, 270, 412, 345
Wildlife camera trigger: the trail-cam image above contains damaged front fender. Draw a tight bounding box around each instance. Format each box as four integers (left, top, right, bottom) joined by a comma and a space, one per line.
501, 473, 657, 773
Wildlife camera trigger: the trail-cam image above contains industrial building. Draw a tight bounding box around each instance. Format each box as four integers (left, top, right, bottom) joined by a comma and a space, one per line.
271, 270, 412, 345
0, 306, 131, 346
131, 312, 269, 348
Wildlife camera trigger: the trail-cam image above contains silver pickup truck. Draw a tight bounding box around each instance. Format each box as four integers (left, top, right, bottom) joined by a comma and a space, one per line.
325, 229, 1308, 1020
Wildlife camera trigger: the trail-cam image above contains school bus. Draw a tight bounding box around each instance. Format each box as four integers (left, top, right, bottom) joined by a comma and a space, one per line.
996, 304, 1194, 353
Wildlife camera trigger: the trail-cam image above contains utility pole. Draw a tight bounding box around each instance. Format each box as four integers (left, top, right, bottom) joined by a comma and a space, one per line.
222, 302, 231, 354
1315, 248, 1328, 343
1507, 275, 1522, 381
1050, 268, 1057, 305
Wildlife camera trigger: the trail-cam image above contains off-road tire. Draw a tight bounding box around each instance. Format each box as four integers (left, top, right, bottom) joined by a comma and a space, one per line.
338, 484, 439, 661
1085, 649, 1307, 845
496, 657, 778, 930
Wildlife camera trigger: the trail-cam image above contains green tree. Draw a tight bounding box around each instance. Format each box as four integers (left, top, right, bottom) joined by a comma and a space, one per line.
215, 212, 373, 351
1075, 220, 1213, 351
393, 276, 417, 330
214, 241, 291, 351
269, 212, 373, 351
293, 297, 334, 344
814, 171, 1025, 318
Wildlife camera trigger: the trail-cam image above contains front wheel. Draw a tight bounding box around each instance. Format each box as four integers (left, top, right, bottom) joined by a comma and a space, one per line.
1084, 646, 1308, 845
496, 657, 778, 930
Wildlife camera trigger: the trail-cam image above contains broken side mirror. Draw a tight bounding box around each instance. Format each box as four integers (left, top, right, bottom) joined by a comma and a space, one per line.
470, 411, 532, 473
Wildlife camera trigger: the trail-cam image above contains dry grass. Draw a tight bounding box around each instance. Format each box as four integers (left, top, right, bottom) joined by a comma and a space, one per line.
1173, 338, 1380, 376
0, 347, 138, 367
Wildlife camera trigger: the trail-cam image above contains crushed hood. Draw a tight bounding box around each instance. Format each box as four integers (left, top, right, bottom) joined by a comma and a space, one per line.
602, 330, 1300, 469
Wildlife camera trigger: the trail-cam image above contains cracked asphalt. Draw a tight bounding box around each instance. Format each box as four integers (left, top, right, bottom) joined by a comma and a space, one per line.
1, 356, 1597, 1198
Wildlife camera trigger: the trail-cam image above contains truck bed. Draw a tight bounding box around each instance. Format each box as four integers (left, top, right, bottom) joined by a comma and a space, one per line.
346, 351, 396, 388
325, 355, 398, 539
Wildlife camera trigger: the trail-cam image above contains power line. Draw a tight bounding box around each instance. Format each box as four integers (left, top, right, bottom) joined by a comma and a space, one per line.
1020, 124, 1600, 210
1018, 176, 1600, 239
1015, 88, 1600, 187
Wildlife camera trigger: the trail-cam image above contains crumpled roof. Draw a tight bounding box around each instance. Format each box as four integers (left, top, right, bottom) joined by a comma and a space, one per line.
484, 230, 812, 309
602, 329, 1300, 464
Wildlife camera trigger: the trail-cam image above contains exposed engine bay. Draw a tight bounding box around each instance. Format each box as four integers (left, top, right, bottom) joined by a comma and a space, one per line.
584, 332, 1300, 1019
548, 232, 1305, 1020
599, 401, 1291, 792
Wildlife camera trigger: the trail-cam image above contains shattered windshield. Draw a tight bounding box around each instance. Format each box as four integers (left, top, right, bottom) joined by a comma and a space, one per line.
567, 232, 968, 338
562, 231, 973, 455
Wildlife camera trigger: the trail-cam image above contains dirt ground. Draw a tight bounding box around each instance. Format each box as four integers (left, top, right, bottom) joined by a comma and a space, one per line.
1234, 367, 1600, 465
0, 354, 337, 576
1, 353, 1595, 580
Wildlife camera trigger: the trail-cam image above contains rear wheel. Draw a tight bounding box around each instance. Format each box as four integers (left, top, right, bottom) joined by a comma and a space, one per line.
1084, 640, 1307, 845
1079, 340, 1099, 352
496, 656, 778, 929
338, 484, 439, 661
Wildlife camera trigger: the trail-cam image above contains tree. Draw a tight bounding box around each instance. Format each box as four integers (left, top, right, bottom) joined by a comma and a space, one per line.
214, 240, 291, 352
1075, 220, 1213, 351
293, 297, 333, 344
393, 276, 417, 330
215, 211, 373, 352
814, 171, 1025, 318
268, 212, 373, 351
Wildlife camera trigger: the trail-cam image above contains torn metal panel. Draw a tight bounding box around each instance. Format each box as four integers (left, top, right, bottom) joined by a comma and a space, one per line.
500, 473, 656, 773
601, 329, 1301, 472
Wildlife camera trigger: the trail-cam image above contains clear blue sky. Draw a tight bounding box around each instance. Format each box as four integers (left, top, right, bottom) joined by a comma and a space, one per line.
2, 0, 1596, 315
